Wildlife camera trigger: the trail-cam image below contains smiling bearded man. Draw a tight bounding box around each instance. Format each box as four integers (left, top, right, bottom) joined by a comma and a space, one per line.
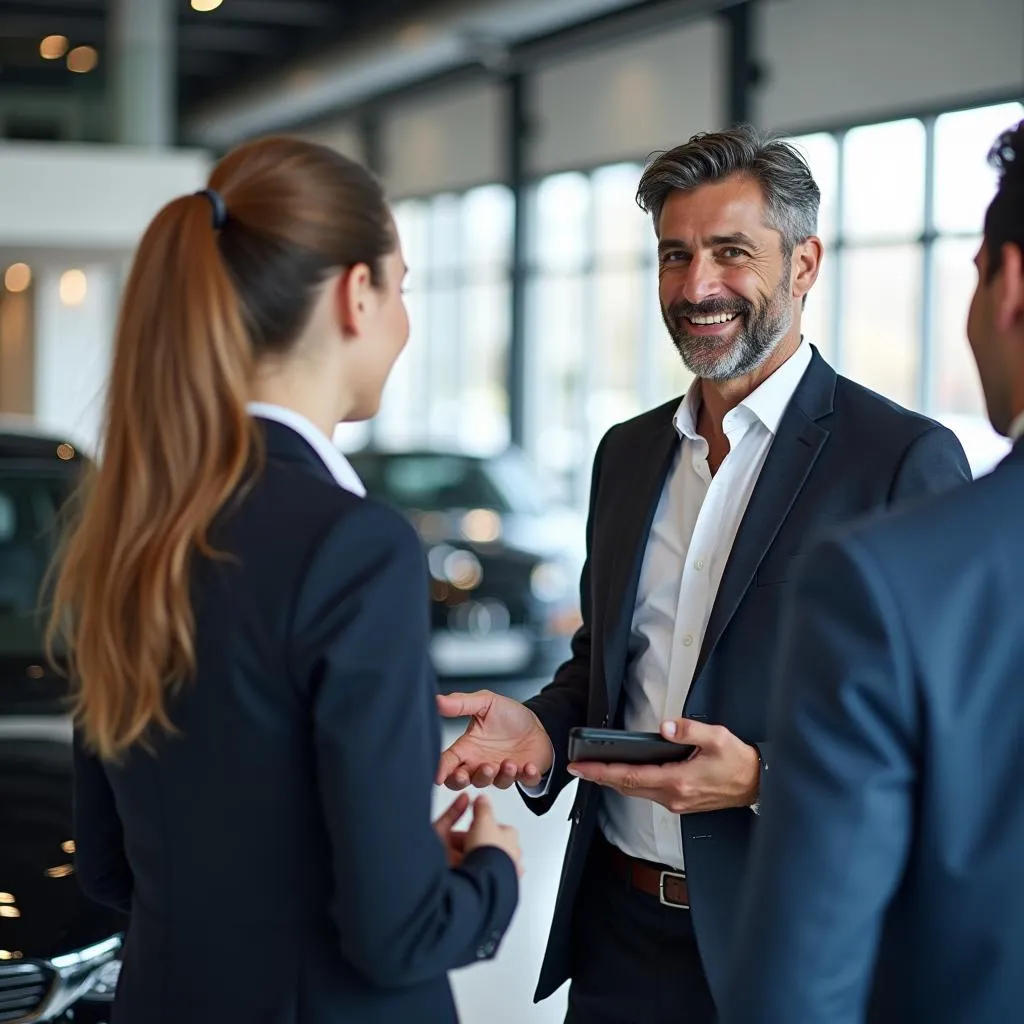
435, 124, 972, 1024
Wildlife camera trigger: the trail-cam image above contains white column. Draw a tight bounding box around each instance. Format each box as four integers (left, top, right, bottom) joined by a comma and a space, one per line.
33, 265, 117, 455
109, 0, 177, 147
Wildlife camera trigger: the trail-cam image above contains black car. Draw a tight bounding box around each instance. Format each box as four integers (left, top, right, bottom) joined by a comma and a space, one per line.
0, 422, 124, 1024
346, 448, 585, 686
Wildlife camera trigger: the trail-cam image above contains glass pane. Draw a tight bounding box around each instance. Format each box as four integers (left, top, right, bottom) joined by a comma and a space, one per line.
841, 245, 922, 409
530, 173, 591, 272
930, 236, 986, 417
800, 250, 835, 362
424, 286, 462, 446
461, 184, 514, 273
843, 119, 926, 242
393, 199, 428, 291
524, 274, 589, 502
934, 101, 1024, 235
590, 268, 645, 444
790, 132, 839, 244
592, 162, 650, 264
459, 281, 511, 454
376, 289, 431, 448
428, 193, 462, 276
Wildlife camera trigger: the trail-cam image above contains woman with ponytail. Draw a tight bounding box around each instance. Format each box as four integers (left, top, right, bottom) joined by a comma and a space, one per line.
51, 136, 521, 1024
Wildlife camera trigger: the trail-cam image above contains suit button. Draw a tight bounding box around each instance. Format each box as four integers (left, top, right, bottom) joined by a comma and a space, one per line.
601, 714, 610, 727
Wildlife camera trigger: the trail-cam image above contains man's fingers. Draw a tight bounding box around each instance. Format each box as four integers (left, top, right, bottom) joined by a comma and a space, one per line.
661, 716, 723, 749
470, 764, 497, 788
492, 762, 519, 790
570, 761, 665, 789
436, 746, 466, 786
445, 768, 473, 791
436, 690, 493, 719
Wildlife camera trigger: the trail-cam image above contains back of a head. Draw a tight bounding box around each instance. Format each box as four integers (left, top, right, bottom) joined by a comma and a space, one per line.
636, 123, 821, 255
984, 120, 1024, 277
50, 136, 395, 760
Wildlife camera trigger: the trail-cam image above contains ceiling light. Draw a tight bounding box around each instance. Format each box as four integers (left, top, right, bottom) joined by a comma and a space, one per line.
191, 0, 224, 11
59, 269, 88, 306
40, 35, 69, 60
4, 263, 31, 293
67, 46, 98, 74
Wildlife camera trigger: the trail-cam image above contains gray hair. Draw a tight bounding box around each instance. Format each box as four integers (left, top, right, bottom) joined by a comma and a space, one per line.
636, 124, 820, 254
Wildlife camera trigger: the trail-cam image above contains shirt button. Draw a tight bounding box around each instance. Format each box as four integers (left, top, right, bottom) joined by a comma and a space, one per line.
694, 558, 704, 571
682, 635, 694, 647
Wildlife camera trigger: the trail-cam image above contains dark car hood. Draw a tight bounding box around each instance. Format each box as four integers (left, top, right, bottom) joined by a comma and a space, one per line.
0, 718, 124, 959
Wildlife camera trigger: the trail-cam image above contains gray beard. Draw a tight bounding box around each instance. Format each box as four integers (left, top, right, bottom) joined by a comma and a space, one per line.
665, 281, 793, 381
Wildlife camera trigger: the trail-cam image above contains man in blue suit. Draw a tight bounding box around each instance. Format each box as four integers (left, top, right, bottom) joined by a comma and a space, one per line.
724, 120, 1024, 1024
437, 125, 971, 1023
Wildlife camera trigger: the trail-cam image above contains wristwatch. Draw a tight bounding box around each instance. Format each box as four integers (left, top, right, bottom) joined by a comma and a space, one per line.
749, 743, 767, 816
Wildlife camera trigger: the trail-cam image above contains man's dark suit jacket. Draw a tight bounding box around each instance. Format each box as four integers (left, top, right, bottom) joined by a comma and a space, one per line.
724, 438, 1024, 1024
72, 420, 518, 1024
523, 347, 971, 1006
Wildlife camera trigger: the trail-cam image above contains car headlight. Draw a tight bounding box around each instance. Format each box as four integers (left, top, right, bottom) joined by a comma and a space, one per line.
530, 560, 570, 602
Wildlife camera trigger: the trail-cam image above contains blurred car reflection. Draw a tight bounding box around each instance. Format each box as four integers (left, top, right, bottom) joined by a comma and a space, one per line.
346, 448, 584, 686
0, 421, 124, 1023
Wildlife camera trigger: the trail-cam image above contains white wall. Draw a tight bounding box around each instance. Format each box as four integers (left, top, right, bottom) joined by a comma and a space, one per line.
759, 0, 1024, 132
531, 18, 724, 175
33, 264, 118, 453
381, 83, 505, 199
0, 142, 209, 253
0, 143, 209, 451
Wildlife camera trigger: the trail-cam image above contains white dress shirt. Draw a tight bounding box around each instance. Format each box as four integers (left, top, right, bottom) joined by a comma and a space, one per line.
1010, 411, 1024, 442
595, 340, 813, 871
246, 402, 365, 497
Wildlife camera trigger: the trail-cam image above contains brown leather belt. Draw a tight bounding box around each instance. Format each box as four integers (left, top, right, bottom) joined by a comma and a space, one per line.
602, 840, 690, 909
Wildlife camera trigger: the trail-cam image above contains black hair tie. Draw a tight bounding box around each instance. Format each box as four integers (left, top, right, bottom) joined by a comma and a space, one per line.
195, 188, 227, 230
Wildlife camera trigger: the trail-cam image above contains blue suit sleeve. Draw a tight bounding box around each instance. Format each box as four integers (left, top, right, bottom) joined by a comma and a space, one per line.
289, 500, 518, 990
722, 535, 917, 1024
889, 423, 972, 501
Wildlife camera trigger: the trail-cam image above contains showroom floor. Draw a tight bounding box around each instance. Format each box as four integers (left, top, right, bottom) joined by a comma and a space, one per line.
436, 718, 574, 1024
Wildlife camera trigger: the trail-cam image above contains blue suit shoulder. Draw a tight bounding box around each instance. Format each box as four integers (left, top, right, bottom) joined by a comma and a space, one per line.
831, 372, 957, 448
825, 443, 1023, 574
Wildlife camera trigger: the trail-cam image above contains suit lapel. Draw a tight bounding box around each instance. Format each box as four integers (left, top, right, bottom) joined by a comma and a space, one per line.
690, 350, 836, 686
601, 418, 679, 714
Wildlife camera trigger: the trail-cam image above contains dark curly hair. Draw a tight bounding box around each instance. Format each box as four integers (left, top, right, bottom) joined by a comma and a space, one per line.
983, 120, 1024, 280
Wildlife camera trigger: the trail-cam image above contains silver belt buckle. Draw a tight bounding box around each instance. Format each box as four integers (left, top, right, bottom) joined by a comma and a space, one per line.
658, 869, 688, 909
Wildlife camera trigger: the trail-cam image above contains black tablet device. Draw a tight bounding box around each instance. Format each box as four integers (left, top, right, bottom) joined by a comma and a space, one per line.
567, 727, 696, 765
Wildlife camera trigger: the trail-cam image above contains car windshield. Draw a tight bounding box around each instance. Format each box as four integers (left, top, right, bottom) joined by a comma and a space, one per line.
347, 451, 551, 516
0, 467, 75, 658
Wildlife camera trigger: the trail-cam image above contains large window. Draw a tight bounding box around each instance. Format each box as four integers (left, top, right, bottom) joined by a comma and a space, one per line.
523, 164, 691, 505
524, 99, 1022, 496
335, 184, 515, 455
340, 99, 1023, 490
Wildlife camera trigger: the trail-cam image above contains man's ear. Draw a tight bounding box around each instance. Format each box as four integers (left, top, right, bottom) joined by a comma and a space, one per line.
994, 243, 1024, 334
792, 236, 823, 301
335, 263, 374, 338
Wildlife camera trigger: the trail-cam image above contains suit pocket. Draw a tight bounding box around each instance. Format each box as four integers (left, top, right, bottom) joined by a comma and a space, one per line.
755, 556, 795, 587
